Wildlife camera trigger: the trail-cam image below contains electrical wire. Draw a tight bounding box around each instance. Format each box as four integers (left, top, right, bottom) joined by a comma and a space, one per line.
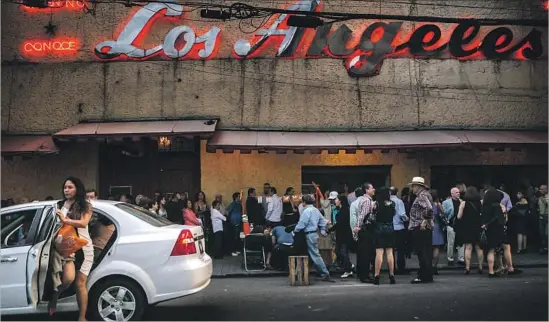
7, 0, 548, 26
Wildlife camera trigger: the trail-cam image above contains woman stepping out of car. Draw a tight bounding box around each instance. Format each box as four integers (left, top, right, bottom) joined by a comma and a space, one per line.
50, 176, 94, 321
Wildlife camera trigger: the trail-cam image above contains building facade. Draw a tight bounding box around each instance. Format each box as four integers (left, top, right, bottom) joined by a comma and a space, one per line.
2, 0, 548, 201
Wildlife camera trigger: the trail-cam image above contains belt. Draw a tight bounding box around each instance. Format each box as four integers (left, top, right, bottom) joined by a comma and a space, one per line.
305, 231, 317, 235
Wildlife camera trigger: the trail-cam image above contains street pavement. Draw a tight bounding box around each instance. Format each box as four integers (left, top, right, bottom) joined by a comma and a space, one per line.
213, 250, 549, 277
5, 267, 548, 321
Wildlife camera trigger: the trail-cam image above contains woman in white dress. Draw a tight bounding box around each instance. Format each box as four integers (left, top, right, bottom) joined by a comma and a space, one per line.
55, 176, 94, 321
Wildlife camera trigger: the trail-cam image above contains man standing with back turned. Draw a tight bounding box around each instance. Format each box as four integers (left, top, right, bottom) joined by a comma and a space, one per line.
408, 177, 434, 284
294, 194, 334, 282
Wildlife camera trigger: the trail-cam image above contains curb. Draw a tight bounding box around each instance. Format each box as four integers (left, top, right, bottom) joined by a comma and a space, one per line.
211, 262, 548, 278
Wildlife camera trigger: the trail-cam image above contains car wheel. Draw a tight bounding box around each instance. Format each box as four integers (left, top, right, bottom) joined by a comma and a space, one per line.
89, 278, 146, 321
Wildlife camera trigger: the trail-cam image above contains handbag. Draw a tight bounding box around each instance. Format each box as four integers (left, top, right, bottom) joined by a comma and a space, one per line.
54, 224, 88, 258
479, 229, 488, 248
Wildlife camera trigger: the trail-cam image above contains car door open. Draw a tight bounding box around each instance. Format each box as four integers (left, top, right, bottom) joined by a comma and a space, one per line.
29, 207, 58, 307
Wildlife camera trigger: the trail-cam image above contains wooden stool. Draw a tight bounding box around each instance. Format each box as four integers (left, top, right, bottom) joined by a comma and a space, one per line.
289, 256, 309, 286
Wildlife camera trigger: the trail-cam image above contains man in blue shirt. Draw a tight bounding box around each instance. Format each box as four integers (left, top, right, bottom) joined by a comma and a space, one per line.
294, 195, 333, 282
390, 187, 408, 274
270, 226, 294, 270
227, 192, 242, 257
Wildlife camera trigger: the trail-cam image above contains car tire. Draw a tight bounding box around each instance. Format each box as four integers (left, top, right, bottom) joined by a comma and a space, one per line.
89, 278, 146, 321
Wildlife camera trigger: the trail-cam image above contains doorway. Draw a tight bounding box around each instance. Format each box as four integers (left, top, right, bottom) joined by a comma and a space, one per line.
98, 138, 201, 199
301, 165, 391, 194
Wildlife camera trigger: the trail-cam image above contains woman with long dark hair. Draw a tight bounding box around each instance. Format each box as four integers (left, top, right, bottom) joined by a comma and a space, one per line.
481, 188, 506, 277
183, 198, 201, 226
53, 176, 93, 321
512, 191, 530, 254
372, 187, 396, 285
155, 195, 167, 218
457, 186, 484, 275
329, 194, 354, 278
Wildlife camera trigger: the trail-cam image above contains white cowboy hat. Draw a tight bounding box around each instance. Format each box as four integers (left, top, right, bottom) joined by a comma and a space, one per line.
408, 176, 428, 188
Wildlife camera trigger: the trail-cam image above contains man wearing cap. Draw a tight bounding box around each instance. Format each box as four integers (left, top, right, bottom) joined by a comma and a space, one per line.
294, 194, 333, 282
408, 177, 434, 284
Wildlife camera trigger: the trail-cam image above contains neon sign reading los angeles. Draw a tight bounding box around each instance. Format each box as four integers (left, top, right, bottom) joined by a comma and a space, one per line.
24, 0, 545, 77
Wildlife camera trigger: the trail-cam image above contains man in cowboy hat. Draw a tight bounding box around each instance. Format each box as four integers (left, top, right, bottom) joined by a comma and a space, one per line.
408, 177, 434, 284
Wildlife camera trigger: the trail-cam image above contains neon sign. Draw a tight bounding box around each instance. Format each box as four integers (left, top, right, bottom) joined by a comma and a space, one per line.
91, 0, 544, 77
94, 2, 221, 60
22, 0, 86, 12
21, 38, 79, 57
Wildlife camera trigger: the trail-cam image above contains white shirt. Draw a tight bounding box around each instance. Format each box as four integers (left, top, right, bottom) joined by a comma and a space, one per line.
211, 208, 226, 233
266, 194, 282, 223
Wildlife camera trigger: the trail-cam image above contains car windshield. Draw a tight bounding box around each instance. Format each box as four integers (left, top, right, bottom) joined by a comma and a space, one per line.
115, 203, 173, 227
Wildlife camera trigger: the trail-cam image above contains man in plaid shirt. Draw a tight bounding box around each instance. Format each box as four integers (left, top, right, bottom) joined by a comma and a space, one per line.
354, 183, 376, 283
408, 177, 434, 284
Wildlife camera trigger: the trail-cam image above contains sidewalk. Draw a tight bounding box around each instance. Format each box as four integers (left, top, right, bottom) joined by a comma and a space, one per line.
212, 250, 548, 278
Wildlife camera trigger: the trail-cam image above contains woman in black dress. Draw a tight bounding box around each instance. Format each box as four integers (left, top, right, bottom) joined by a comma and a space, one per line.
512, 191, 530, 254
481, 188, 506, 277
372, 187, 396, 285
456, 186, 484, 275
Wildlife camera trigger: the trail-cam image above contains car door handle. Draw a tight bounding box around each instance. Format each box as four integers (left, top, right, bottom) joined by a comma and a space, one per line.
1, 257, 18, 263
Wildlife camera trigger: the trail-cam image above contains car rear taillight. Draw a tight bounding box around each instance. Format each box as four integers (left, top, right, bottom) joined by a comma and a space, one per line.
171, 229, 197, 256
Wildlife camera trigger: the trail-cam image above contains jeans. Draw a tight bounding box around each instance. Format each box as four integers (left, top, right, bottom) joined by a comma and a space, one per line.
446, 226, 464, 262
394, 229, 407, 272
335, 242, 352, 272
413, 228, 433, 282
306, 233, 330, 278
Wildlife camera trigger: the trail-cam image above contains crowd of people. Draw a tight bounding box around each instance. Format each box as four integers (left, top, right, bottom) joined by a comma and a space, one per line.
4, 177, 547, 285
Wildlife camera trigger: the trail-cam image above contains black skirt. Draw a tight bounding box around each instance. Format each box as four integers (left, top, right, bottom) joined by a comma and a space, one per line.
374, 223, 395, 249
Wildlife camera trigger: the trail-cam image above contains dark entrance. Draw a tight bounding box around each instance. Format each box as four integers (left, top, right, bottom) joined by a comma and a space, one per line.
301, 165, 391, 194
98, 138, 201, 199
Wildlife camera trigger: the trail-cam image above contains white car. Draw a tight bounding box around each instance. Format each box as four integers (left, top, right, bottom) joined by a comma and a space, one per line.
1, 200, 212, 321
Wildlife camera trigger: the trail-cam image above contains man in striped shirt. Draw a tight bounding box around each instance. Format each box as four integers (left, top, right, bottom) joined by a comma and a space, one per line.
354, 183, 376, 283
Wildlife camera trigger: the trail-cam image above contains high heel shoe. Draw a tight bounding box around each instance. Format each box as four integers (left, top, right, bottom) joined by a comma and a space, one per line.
478, 268, 483, 275
464, 268, 470, 275
373, 275, 380, 285
389, 275, 396, 284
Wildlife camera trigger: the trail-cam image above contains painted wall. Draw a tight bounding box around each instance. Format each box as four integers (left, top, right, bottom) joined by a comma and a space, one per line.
1, 143, 99, 201
200, 141, 548, 201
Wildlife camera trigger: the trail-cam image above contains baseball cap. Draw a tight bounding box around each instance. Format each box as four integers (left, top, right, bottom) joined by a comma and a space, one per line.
328, 191, 338, 200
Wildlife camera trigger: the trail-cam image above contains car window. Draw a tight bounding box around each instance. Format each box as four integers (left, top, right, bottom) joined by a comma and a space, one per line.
1, 209, 39, 248
36, 208, 56, 245
115, 203, 172, 227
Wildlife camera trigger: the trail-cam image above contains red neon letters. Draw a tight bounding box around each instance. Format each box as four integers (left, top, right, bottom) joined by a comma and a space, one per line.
22, 39, 79, 57
22, 0, 86, 12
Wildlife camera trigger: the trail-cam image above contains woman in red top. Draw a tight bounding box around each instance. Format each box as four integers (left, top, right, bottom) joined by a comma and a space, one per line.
183, 198, 201, 226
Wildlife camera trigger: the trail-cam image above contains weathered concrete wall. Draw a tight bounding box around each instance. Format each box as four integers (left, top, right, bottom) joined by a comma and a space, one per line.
200, 141, 548, 203
1, 143, 99, 201
2, 58, 547, 133
1, 0, 547, 133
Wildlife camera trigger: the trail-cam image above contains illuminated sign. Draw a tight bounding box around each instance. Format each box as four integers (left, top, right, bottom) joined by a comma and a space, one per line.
21, 38, 79, 57
18, 0, 544, 77
22, 0, 86, 11
91, 0, 544, 77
